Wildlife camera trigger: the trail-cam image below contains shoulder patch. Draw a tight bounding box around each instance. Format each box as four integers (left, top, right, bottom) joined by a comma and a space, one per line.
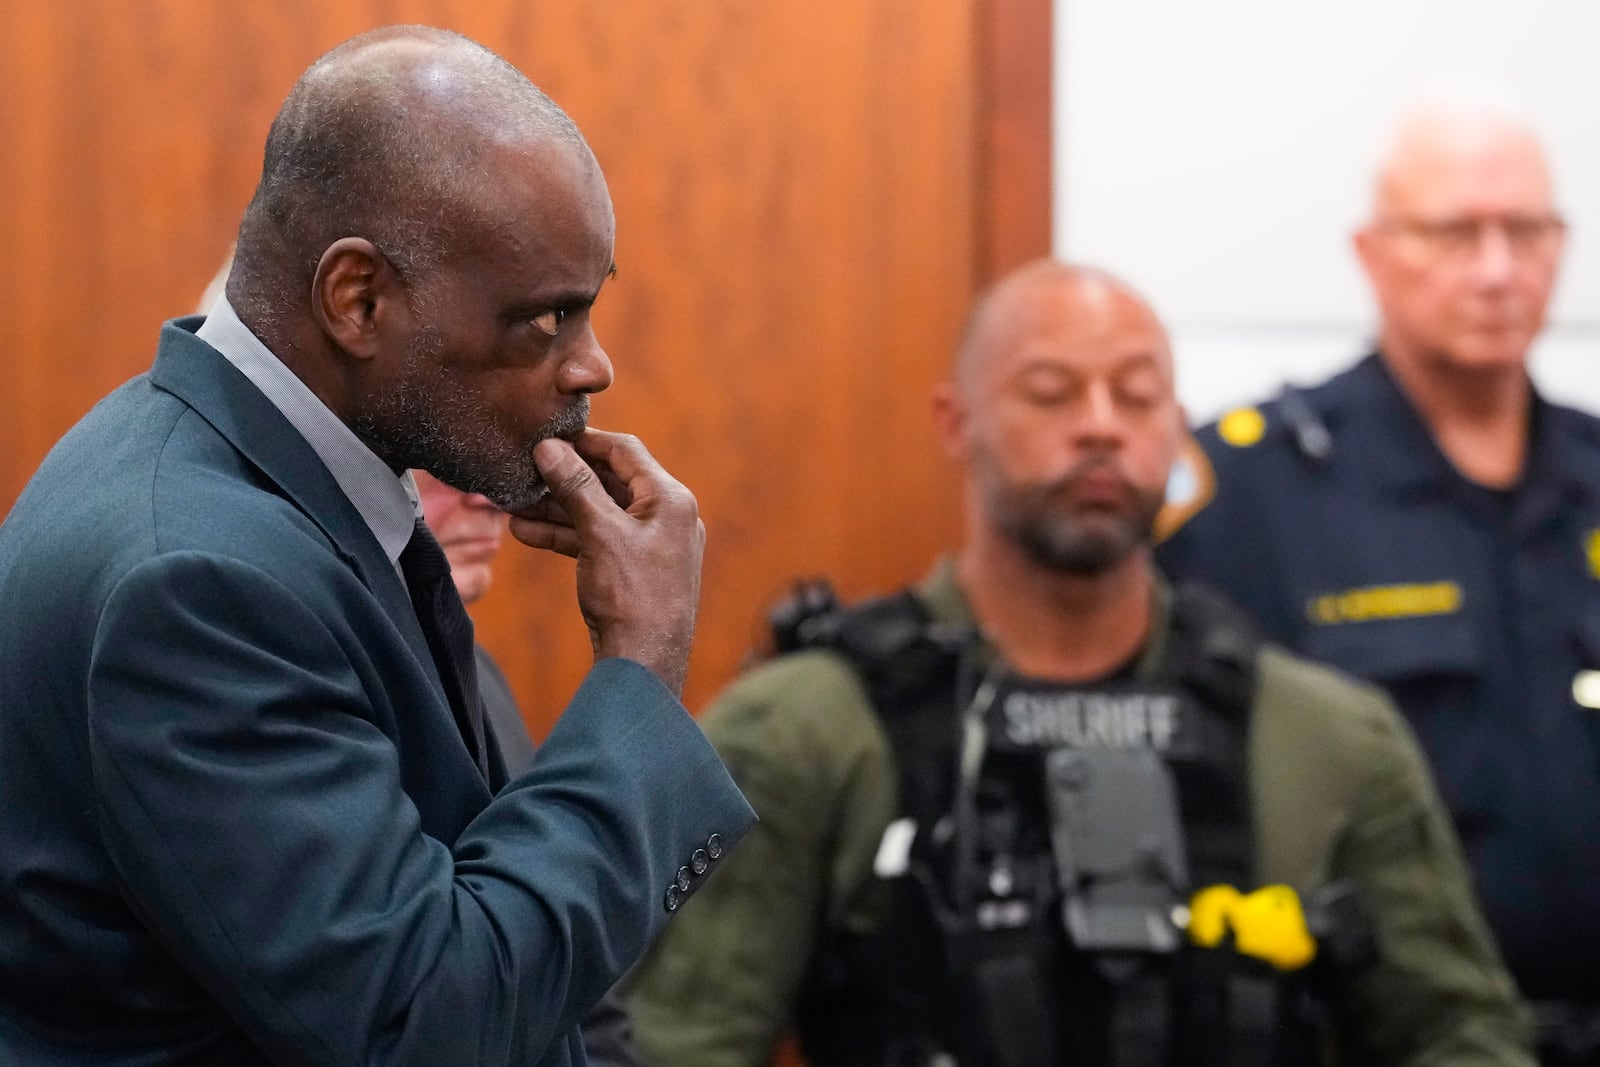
1216, 406, 1266, 448
1154, 434, 1216, 542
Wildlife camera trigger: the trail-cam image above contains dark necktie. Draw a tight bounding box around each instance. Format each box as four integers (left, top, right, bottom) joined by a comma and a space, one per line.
399, 517, 490, 778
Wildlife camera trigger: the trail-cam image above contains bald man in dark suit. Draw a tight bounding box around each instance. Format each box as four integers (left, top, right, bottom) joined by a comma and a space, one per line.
0, 26, 751, 1066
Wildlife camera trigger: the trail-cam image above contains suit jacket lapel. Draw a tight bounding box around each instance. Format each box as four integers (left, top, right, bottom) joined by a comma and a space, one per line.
146, 319, 444, 702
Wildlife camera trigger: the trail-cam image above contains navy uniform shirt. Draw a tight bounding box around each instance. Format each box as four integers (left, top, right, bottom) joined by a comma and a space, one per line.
1157, 352, 1600, 1003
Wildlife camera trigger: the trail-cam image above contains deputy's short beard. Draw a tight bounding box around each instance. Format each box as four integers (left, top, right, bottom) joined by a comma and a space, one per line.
352, 326, 588, 511
1005, 501, 1161, 574
987, 468, 1165, 576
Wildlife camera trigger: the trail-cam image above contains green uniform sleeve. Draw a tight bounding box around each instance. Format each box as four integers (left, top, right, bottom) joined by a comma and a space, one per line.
1252, 650, 1534, 1067
623, 651, 898, 1067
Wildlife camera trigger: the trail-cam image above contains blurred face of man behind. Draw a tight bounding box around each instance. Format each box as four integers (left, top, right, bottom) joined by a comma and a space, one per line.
414, 471, 509, 605
936, 264, 1184, 576
1354, 104, 1565, 378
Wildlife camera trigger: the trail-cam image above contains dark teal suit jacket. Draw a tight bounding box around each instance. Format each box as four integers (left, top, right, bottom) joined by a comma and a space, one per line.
0, 320, 754, 1065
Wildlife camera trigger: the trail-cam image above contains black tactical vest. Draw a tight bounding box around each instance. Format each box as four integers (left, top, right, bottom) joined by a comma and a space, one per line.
780, 582, 1328, 1067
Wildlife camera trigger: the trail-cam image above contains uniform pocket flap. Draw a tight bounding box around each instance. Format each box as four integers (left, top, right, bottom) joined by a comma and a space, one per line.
1301, 613, 1479, 682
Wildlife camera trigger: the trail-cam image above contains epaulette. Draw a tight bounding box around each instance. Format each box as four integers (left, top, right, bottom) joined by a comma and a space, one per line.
1156, 388, 1338, 544
1209, 385, 1334, 466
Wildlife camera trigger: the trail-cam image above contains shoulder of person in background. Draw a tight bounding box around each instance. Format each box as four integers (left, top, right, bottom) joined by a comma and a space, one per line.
1247, 642, 1536, 1065
625, 643, 898, 1067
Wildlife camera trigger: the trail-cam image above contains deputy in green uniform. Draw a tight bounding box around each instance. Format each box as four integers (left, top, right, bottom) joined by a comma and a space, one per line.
624, 261, 1531, 1066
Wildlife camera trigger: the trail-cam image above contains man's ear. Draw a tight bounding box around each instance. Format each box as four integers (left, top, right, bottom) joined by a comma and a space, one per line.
1351, 224, 1380, 284
930, 380, 969, 460
312, 238, 401, 360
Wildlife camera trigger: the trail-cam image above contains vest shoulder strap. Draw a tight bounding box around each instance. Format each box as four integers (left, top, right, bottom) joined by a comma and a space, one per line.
1166, 580, 1263, 720
770, 580, 963, 710
771, 578, 1266, 722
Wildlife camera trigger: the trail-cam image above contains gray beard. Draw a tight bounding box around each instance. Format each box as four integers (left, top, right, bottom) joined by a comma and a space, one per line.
350, 333, 589, 510
1006, 506, 1155, 575
398, 393, 589, 512
988, 474, 1164, 577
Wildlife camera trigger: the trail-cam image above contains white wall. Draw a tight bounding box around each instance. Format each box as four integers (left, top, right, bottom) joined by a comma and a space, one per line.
1053, 0, 1600, 424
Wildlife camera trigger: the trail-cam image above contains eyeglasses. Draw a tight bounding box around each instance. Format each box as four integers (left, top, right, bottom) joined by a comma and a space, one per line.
1375, 213, 1566, 261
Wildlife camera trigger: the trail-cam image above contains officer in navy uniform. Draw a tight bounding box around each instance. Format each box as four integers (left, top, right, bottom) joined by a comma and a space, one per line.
624, 260, 1532, 1066
1157, 95, 1599, 1062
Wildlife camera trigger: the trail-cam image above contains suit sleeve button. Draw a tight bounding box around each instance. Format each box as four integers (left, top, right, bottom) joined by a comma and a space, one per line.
675, 866, 693, 892
665, 885, 682, 912
691, 849, 710, 875
706, 833, 724, 860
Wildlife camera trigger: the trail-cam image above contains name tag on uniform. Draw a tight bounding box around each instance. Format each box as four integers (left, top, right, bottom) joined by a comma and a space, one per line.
987, 680, 1194, 757
1305, 580, 1463, 625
